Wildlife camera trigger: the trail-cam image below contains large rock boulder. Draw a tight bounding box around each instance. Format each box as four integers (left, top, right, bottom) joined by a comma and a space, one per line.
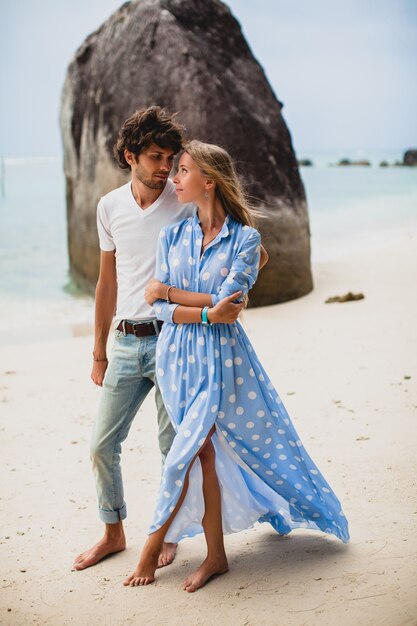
61, 0, 313, 305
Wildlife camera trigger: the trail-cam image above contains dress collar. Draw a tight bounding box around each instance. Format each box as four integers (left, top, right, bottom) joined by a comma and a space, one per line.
192, 212, 231, 243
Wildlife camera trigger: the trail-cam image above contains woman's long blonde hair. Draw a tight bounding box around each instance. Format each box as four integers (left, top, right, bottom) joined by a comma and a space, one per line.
184, 140, 260, 227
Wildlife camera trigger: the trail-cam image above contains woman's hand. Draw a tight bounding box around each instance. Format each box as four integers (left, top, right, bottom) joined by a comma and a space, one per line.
208, 291, 244, 324
144, 278, 166, 305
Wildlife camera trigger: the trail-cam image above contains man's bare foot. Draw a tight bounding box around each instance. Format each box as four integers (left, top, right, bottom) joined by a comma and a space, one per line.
123, 541, 160, 587
182, 555, 228, 593
157, 542, 177, 568
73, 523, 126, 571
73, 535, 126, 571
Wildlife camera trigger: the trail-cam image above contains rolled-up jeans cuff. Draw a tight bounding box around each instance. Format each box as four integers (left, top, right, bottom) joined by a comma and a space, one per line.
99, 504, 127, 524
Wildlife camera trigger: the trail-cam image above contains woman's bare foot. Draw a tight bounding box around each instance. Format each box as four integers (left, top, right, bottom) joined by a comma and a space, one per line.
157, 542, 177, 568
73, 530, 126, 571
182, 555, 228, 593
123, 541, 161, 587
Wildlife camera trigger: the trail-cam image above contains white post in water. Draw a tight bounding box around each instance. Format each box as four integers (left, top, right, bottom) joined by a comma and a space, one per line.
0, 157, 5, 198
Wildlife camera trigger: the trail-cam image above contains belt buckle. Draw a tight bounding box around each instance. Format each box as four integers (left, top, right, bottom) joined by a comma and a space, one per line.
131, 322, 146, 337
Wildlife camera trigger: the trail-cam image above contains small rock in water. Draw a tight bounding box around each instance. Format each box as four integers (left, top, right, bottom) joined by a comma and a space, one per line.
404, 375, 411, 380
325, 292, 364, 303
403, 149, 417, 166
334, 159, 371, 167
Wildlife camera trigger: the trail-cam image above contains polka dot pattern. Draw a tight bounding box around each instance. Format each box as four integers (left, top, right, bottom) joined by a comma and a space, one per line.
148, 215, 349, 546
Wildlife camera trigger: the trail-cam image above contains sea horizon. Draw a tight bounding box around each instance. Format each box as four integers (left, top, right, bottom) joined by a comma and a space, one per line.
0, 150, 416, 339
1, 147, 414, 164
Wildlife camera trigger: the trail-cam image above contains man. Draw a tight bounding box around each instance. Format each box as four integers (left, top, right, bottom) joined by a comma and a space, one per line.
73, 106, 268, 571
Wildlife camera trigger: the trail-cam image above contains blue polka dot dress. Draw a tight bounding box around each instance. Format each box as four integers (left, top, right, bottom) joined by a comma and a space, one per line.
150, 212, 349, 544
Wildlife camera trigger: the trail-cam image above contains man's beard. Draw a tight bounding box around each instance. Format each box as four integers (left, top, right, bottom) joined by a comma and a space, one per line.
135, 167, 166, 190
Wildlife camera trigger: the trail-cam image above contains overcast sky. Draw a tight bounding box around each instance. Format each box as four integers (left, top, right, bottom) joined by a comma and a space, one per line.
1, 0, 416, 157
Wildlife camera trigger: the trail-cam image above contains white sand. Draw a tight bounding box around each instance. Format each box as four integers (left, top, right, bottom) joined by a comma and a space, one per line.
1, 228, 416, 626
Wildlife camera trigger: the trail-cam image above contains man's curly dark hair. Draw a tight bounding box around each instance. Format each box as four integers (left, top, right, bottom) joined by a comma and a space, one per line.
113, 106, 185, 169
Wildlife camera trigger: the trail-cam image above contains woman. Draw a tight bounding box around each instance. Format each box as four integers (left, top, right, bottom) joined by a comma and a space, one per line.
123, 140, 349, 592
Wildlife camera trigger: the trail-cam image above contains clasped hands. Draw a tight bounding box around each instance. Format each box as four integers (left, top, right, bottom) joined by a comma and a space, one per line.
144, 278, 243, 323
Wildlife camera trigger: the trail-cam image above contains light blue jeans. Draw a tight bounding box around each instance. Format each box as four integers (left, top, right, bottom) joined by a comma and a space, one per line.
90, 328, 175, 524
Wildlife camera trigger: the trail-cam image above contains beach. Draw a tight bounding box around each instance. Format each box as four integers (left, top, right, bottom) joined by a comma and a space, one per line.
1, 218, 416, 625
2, 0, 416, 619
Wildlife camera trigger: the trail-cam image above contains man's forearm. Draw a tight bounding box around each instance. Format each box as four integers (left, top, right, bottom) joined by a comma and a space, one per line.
93, 281, 117, 359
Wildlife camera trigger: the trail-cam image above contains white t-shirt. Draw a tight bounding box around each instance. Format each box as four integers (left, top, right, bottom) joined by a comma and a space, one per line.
97, 178, 194, 323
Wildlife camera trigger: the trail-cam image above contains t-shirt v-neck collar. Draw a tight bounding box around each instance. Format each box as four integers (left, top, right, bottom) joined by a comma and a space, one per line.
128, 180, 171, 218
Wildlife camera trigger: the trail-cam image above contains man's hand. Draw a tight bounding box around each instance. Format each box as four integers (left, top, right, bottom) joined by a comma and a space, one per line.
209, 291, 244, 324
259, 244, 269, 270
144, 278, 166, 305
91, 360, 108, 387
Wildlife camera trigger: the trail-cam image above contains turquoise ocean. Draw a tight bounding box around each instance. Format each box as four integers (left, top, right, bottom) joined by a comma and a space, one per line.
0, 150, 416, 341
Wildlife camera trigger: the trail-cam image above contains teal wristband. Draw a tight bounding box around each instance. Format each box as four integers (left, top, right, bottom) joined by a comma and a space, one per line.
201, 306, 211, 325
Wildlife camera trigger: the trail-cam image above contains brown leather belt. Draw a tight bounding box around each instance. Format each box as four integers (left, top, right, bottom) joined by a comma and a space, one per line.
116, 320, 163, 337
